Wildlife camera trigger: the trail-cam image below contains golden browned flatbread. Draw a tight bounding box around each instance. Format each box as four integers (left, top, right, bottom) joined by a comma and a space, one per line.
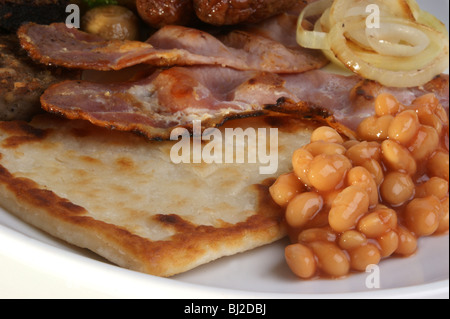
0, 114, 316, 277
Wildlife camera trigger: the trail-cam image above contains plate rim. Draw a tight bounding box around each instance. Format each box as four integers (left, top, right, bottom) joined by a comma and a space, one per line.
1, 223, 448, 299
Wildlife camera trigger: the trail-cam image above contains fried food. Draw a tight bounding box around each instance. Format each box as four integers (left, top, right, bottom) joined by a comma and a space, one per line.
0, 114, 316, 276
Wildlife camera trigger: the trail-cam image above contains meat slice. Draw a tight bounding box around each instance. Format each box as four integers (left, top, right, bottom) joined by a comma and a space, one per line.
18, 23, 158, 71
271, 72, 449, 134
40, 66, 449, 140
40, 67, 268, 139
18, 22, 328, 73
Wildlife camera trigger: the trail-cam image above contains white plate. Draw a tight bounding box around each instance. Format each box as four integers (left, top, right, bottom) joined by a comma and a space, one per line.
0, 0, 449, 299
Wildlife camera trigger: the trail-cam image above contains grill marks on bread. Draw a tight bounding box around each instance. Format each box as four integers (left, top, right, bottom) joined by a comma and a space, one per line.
0, 164, 86, 216
0, 121, 49, 147
0, 115, 300, 276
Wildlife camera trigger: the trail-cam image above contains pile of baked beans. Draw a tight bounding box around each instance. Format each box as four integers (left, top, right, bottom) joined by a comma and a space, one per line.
269, 93, 449, 279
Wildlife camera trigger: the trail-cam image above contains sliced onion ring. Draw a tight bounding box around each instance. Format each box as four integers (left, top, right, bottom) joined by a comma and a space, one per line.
328, 17, 449, 87
296, 0, 333, 50
329, 0, 415, 26
365, 22, 430, 57
342, 17, 446, 71
296, 0, 450, 87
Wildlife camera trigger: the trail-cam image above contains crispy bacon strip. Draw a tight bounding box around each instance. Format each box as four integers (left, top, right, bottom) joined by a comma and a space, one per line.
40, 66, 449, 140
18, 20, 328, 73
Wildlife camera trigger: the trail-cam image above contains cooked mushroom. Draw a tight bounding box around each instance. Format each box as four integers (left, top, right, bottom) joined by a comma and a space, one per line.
82, 5, 139, 40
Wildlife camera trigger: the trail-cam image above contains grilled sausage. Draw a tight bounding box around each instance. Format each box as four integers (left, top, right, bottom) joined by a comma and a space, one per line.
136, 0, 196, 29
193, 0, 298, 26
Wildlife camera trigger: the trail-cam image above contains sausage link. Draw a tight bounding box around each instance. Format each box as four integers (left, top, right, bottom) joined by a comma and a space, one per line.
136, 0, 196, 29
193, 0, 298, 26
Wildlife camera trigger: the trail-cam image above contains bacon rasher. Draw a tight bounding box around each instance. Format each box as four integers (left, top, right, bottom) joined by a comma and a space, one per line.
18, 8, 449, 140
18, 14, 327, 74
40, 66, 449, 140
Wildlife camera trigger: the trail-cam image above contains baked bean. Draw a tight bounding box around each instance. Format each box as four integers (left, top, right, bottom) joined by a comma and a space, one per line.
435, 104, 449, 126
436, 197, 449, 234
417, 113, 443, 136
375, 93, 401, 116
415, 177, 448, 200
404, 196, 441, 237
328, 185, 370, 233
349, 243, 381, 272
361, 159, 384, 186
285, 192, 323, 228
346, 141, 381, 165
322, 190, 340, 209
304, 141, 346, 156
437, 197, 449, 220
298, 227, 336, 243
412, 95, 445, 133
275, 92, 448, 280
408, 125, 440, 162
303, 209, 330, 229
373, 203, 390, 210
292, 148, 314, 186
381, 140, 417, 175
347, 166, 379, 206
307, 154, 351, 192
310, 127, 344, 144
357, 208, 397, 238
309, 241, 350, 277
343, 139, 360, 149
269, 172, 305, 207
427, 151, 449, 181
388, 110, 420, 146
380, 172, 415, 206
377, 230, 399, 257
285, 243, 317, 279
412, 93, 440, 113
357, 115, 394, 141
395, 226, 418, 256
338, 230, 367, 250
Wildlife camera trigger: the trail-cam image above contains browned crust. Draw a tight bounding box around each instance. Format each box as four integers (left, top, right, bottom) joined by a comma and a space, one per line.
264, 98, 358, 139
0, 119, 286, 277
0, 120, 49, 147
0, 161, 285, 276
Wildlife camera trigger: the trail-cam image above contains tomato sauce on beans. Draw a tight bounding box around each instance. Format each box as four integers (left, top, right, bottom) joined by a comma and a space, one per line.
270, 93, 449, 279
